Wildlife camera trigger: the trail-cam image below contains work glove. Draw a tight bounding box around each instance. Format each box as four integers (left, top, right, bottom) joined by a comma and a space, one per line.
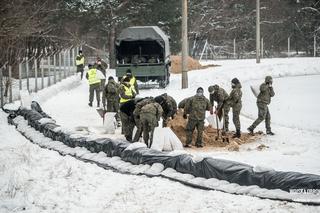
183, 114, 187, 119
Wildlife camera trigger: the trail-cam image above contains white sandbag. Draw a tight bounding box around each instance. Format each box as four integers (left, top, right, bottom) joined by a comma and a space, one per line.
151, 127, 183, 151
206, 115, 223, 129
103, 112, 117, 134
151, 127, 165, 151
250, 84, 260, 98
96, 69, 106, 80
125, 142, 147, 151
20, 90, 32, 109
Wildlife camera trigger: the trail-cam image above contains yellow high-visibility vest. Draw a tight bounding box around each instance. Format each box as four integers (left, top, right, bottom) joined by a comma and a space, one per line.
88, 68, 100, 85
129, 76, 136, 86
76, 55, 84, 66
120, 85, 134, 103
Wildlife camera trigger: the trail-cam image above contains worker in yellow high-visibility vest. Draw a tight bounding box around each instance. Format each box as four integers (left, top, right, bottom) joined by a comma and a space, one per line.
119, 76, 136, 141
75, 50, 85, 79
86, 64, 101, 107
121, 69, 139, 95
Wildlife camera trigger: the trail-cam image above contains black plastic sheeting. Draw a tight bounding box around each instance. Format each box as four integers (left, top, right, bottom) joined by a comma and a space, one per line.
7, 106, 320, 192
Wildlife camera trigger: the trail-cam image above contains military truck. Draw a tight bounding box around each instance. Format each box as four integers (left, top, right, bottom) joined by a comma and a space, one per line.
115, 26, 171, 88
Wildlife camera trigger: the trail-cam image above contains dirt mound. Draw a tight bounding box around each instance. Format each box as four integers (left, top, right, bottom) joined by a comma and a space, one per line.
170, 55, 217, 74
167, 110, 261, 150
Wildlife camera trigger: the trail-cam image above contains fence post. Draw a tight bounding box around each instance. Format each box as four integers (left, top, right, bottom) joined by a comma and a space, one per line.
261, 37, 264, 58
0, 67, 3, 107
34, 58, 38, 92
26, 57, 30, 92
314, 34, 317, 57
41, 58, 44, 89
9, 66, 12, 103
19, 61, 22, 90
68, 49, 71, 76
53, 54, 56, 84
48, 56, 51, 86
64, 50, 67, 79
58, 52, 62, 81
288, 37, 290, 57
72, 48, 75, 72
233, 38, 236, 59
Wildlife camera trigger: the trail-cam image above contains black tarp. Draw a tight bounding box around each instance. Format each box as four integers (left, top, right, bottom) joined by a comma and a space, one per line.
7, 106, 320, 192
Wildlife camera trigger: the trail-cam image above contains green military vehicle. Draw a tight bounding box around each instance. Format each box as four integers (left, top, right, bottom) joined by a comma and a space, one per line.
115, 26, 171, 88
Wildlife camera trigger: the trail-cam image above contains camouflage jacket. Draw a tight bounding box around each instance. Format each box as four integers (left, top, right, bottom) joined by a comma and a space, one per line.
133, 98, 154, 118
141, 102, 163, 120
178, 97, 191, 109
161, 94, 177, 119
184, 95, 211, 121
228, 83, 242, 107
209, 87, 229, 110
94, 61, 108, 76
104, 79, 119, 101
257, 82, 275, 105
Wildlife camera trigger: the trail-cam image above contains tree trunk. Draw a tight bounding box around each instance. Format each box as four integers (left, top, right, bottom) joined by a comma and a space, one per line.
109, 25, 116, 69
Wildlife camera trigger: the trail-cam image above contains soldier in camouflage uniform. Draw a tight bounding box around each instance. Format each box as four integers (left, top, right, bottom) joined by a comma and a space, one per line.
132, 97, 155, 142
183, 87, 212, 148
154, 93, 177, 127
248, 76, 275, 135
119, 77, 136, 141
208, 84, 230, 132
140, 102, 163, 148
228, 78, 242, 138
102, 76, 120, 122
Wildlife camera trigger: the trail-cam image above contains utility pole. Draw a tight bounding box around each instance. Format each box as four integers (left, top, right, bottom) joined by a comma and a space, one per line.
256, 0, 260, 63
181, 0, 188, 88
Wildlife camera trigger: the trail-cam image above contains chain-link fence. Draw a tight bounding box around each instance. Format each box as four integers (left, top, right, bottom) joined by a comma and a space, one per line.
193, 36, 319, 60
0, 47, 81, 107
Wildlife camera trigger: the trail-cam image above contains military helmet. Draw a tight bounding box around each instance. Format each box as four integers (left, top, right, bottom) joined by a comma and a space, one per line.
213, 84, 219, 91
154, 95, 165, 104
196, 87, 204, 93
231, 78, 240, 84
265, 76, 273, 83
208, 86, 214, 93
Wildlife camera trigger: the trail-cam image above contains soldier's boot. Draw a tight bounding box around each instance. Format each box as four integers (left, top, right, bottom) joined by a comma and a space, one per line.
88, 102, 92, 107
195, 142, 203, 148
247, 127, 254, 135
232, 129, 241, 138
266, 130, 275, 135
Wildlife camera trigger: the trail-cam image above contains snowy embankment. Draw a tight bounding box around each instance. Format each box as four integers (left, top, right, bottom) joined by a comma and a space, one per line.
1, 58, 320, 212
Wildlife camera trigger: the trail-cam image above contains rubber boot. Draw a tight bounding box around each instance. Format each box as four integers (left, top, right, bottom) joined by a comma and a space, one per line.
232, 130, 241, 138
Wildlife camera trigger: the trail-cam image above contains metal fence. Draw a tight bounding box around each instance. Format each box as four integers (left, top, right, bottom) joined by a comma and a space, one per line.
0, 47, 81, 107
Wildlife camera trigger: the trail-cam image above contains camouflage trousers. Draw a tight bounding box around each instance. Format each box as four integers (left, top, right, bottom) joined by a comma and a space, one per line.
76, 65, 84, 79
133, 116, 142, 142
120, 111, 135, 141
249, 102, 271, 131
140, 113, 158, 147
89, 83, 101, 104
232, 103, 242, 131
186, 118, 204, 146
222, 104, 230, 131
106, 99, 120, 121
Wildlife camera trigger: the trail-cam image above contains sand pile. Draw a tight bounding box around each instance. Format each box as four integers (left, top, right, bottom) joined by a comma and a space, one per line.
167, 110, 261, 151
170, 55, 217, 74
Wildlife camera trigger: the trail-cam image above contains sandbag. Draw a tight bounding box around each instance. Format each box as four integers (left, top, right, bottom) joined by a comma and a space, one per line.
151, 127, 183, 151
206, 115, 223, 129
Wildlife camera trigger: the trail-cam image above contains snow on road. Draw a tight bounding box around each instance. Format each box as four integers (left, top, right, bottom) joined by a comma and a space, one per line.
1, 57, 320, 212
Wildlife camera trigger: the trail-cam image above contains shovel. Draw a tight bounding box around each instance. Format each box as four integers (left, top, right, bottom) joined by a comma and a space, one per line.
96, 108, 107, 125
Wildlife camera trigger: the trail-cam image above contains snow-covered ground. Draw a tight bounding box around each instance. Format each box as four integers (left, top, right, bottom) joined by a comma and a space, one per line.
1, 58, 320, 212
